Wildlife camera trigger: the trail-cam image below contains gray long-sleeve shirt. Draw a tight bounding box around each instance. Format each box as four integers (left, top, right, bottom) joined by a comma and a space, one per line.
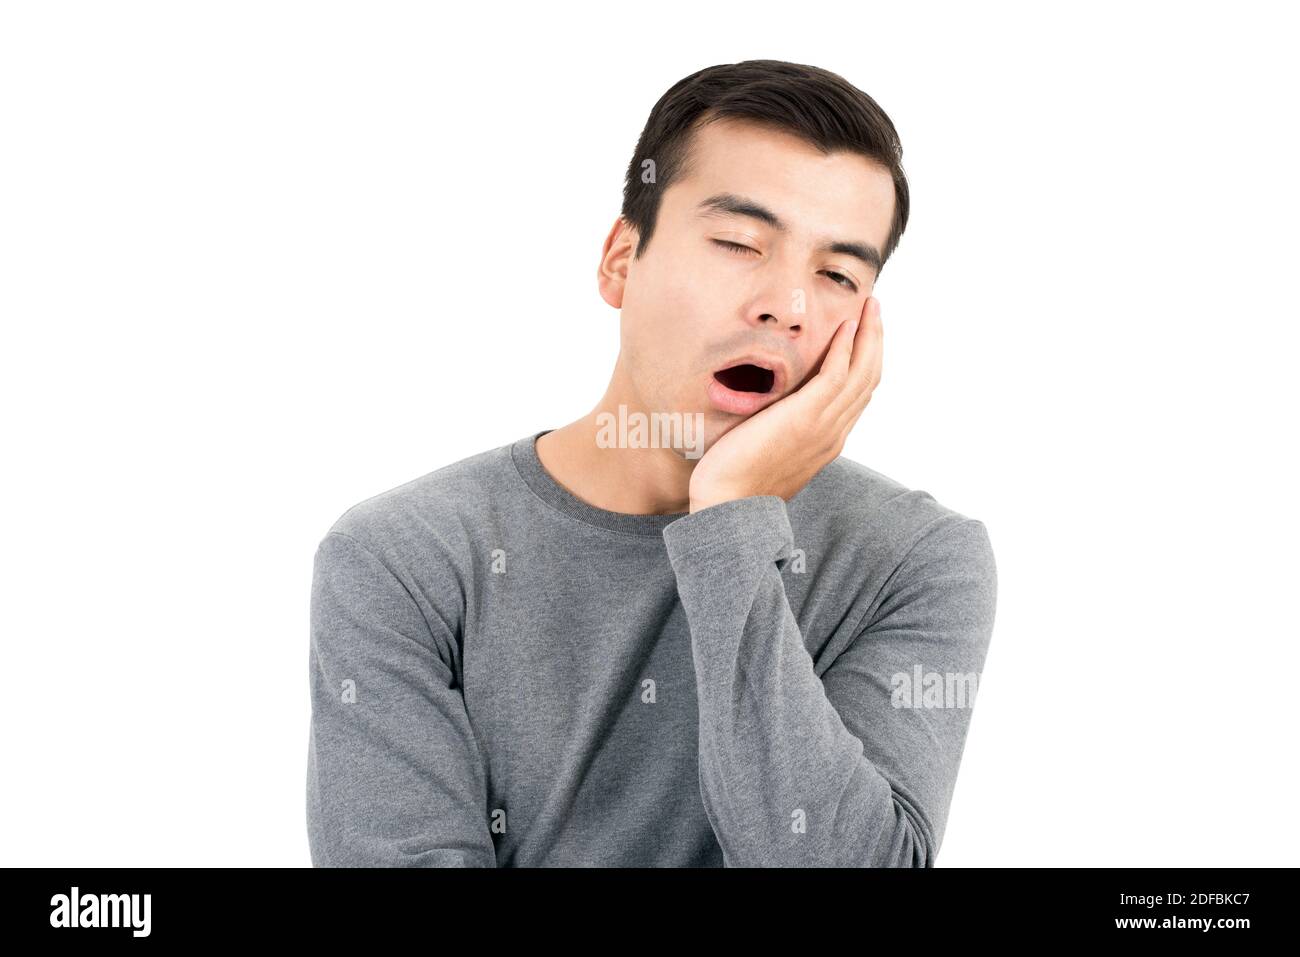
306, 430, 997, 867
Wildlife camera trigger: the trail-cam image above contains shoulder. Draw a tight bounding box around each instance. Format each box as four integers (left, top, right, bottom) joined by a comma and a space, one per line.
316, 440, 515, 570
794, 453, 996, 587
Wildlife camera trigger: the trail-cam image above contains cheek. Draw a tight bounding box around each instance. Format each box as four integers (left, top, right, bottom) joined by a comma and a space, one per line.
622, 246, 727, 394
658, 242, 699, 290
634, 256, 711, 337
800, 330, 838, 376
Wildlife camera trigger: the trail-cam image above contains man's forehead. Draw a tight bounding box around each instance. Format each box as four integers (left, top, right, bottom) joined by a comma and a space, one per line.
669, 122, 894, 256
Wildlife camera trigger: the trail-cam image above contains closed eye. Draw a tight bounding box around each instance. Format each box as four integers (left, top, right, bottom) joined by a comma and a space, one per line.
711, 239, 859, 293
713, 239, 759, 257
823, 270, 858, 293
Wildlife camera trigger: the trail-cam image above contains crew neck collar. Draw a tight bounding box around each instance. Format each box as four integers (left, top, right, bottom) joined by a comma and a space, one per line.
509, 430, 689, 536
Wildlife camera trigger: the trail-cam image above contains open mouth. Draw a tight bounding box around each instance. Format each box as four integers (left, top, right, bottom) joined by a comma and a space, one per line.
713, 363, 775, 394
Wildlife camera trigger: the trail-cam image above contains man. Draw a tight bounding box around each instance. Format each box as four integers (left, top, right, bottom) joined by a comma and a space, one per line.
306, 59, 997, 867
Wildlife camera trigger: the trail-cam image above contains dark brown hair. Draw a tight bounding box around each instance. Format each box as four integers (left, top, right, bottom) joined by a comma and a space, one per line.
621, 59, 910, 271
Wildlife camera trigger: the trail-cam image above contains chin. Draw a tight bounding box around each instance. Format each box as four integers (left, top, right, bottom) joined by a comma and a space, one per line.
701, 414, 740, 443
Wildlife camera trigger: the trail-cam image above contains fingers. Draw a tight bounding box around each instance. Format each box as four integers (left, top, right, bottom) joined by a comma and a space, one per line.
814, 315, 859, 390
810, 297, 882, 437
829, 298, 882, 436
848, 296, 882, 389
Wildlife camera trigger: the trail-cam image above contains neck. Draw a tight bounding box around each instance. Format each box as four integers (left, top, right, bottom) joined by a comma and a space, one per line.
535, 369, 698, 517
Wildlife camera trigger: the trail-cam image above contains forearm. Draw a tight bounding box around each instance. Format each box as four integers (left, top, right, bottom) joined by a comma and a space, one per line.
664, 496, 928, 866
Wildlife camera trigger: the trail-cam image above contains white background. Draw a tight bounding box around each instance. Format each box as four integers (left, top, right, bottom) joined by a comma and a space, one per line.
2, 1, 1296, 866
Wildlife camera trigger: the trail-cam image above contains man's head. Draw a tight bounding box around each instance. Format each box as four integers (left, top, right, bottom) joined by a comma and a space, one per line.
596, 60, 908, 454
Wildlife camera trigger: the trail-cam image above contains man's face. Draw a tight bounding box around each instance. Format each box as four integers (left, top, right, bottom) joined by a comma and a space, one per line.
604, 116, 896, 451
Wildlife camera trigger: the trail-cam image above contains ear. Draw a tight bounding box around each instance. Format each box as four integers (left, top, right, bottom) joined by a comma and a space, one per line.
597, 216, 637, 310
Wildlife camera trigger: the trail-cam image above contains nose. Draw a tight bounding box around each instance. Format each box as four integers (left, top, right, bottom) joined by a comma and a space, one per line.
756, 311, 800, 334
747, 260, 809, 337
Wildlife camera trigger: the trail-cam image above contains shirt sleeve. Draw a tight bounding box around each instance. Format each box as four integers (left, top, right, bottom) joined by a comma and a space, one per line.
306, 530, 497, 867
662, 495, 997, 867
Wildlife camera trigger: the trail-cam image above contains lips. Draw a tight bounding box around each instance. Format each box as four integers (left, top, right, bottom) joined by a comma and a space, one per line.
707, 354, 788, 416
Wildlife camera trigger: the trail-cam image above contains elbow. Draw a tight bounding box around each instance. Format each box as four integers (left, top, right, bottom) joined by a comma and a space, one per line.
862, 795, 937, 868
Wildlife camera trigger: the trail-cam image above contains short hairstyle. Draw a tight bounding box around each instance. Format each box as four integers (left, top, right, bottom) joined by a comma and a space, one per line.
620, 59, 910, 272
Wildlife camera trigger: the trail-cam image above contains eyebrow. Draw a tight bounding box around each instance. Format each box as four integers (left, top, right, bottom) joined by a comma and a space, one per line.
695, 192, 882, 276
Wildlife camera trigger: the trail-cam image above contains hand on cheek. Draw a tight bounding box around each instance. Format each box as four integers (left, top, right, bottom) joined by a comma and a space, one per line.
688, 295, 884, 513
